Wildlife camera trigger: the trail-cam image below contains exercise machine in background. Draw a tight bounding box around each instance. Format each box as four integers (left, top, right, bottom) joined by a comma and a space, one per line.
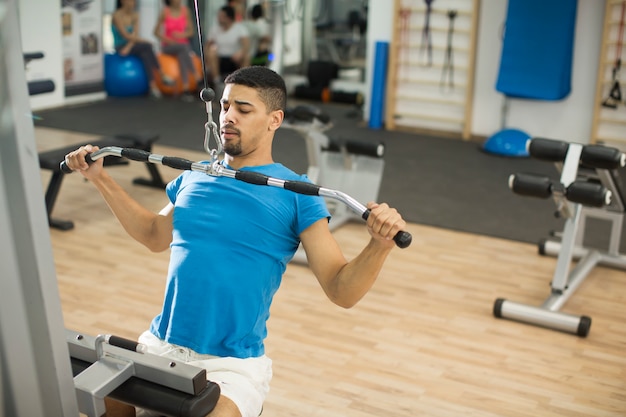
282, 104, 385, 264
494, 137, 626, 337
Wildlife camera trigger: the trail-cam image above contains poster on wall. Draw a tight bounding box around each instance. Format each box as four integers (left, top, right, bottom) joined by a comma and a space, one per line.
61, 0, 104, 96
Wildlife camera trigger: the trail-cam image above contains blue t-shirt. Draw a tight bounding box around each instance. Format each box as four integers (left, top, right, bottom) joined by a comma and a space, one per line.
150, 162, 330, 358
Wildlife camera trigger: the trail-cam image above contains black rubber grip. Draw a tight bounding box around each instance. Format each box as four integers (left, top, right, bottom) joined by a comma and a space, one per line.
28, 79, 55, 96
23, 52, 44, 61
566, 181, 610, 207
362, 209, 412, 248
160, 156, 194, 171
234, 172, 323, 195
580, 145, 624, 170
59, 153, 95, 174
493, 298, 505, 318
509, 173, 552, 198
107, 335, 142, 352
235, 170, 270, 185
528, 138, 569, 162
60, 160, 72, 174
121, 148, 151, 162
577, 316, 592, 338
344, 140, 385, 158
283, 180, 322, 196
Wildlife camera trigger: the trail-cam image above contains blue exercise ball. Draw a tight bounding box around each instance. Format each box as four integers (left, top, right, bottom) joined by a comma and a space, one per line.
104, 53, 149, 97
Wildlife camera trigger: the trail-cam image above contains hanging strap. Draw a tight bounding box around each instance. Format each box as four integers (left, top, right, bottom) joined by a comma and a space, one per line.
440, 9, 457, 90
399, 7, 412, 67
420, 0, 435, 66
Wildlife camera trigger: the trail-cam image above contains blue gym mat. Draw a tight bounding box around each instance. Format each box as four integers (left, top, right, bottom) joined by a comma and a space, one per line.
495, 0, 578, 101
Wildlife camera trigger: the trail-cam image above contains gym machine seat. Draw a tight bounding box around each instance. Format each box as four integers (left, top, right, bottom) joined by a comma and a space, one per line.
494, 137, 626, 337
67, 329, 220, 417
39, 133, 165, 230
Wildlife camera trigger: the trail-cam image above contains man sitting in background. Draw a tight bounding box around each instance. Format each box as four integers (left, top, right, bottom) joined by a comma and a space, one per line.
204, 5, 250, 87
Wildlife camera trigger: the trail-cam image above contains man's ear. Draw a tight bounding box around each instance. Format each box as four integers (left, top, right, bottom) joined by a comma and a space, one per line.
268, 109, 284, 132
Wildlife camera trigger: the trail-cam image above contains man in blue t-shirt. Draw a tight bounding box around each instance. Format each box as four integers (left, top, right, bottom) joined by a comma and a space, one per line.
65, 66, 406, 417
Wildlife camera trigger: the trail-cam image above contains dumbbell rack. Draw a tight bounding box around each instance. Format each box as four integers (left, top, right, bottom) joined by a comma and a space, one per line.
494, 138, 626, 337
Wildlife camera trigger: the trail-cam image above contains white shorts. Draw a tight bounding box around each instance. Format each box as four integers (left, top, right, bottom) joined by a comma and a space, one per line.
137, 330, 272, 417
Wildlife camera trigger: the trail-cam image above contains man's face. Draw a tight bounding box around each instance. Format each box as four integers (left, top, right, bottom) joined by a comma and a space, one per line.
217, 10, 232, 28
219, 84, 271, 157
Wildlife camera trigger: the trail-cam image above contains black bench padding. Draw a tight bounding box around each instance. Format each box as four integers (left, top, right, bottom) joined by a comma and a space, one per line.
39, 133, 164, 230
71, 357, 221, 417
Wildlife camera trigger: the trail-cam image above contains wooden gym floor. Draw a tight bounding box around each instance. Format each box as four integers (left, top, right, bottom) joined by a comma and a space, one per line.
36, 127, 625, 417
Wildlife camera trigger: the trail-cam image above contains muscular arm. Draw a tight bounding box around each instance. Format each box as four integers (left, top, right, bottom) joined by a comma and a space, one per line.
301, 202, 405, 308
65, 145, 173, 252
153, 11, 166, 42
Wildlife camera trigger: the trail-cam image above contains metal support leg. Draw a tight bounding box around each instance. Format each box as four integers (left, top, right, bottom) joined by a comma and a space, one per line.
74, 357, 135, 417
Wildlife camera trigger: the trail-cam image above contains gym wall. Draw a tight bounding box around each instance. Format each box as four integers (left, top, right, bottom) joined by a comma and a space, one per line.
19, 0, 605, 145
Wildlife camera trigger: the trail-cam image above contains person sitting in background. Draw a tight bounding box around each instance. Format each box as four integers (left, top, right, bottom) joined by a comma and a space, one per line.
244, 4, 271, 67
204, 5, 250, 87
227, 0, 246, 22
153, 0, 202, 97
112, 0, 174, 98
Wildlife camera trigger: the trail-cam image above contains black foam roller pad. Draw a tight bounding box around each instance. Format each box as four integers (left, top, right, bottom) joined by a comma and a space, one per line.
580, 145, 625, 170
528, 138, 570, 162
344, 140, 385, 158
509, 173, 552, 198
566, 181, 610, 207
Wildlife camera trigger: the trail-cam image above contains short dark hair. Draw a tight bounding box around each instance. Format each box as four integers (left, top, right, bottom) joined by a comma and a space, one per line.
251, 4, 264, 20
220, 5, 235, 21
224, 67, 287, 112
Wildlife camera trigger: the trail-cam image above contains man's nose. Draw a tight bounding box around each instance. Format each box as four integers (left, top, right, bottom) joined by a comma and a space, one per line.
221, 107, 235, 124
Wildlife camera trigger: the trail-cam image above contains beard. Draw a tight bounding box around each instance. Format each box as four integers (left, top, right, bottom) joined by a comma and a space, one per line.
221, 123, 242, 155
222, 137, 242, 155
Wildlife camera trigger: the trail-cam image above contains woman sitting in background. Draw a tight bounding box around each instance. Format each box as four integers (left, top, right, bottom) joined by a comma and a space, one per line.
112, 0, 174, 98
153, 0, 202, 95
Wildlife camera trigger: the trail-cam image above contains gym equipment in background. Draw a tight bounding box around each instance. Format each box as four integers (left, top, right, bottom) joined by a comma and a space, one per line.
155, 53, 204, 95
24, 52, 55, 96
494, 137, 626, 337
293, 60, 363, 105
104, 53, 149, 97
440, 10, 458, 92
419, 0, 434, 67
67, 329, 220, 417
368, 40, 388, 129
282, 105, 388, 263
483, 0, 578, 157
39, 133, 164, 230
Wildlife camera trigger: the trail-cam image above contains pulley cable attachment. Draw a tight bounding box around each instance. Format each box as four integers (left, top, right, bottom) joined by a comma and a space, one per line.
200, 87, 222, 162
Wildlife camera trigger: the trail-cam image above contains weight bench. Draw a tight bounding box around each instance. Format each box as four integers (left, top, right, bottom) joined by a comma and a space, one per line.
494, 137, 626, 337
39, 133, 166, 230
67, 329, 220, 417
